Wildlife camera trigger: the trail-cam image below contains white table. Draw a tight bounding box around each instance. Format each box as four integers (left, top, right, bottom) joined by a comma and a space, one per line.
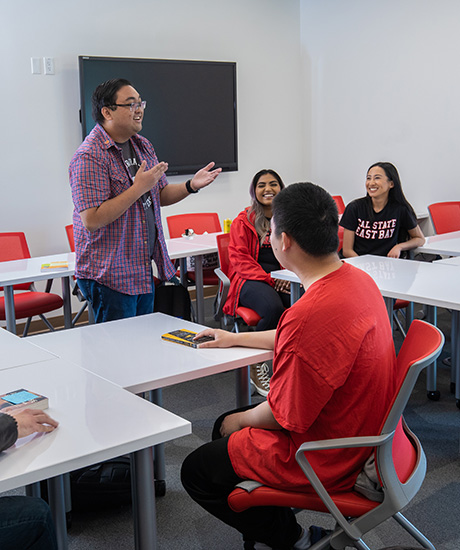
0, 326, 57, 370
0, 358, 190, 550
30, 312, 273, 492
272, 257, 460, 406
415, 230, 460, 256
30, 312, 272, 401
435, 255, 460, 266
166, 233, 220, 324
0, 252, 75, 334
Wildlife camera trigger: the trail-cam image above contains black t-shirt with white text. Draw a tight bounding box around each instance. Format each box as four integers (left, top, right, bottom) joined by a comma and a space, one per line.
117, 140, 157, 259
340, 197, 417, 256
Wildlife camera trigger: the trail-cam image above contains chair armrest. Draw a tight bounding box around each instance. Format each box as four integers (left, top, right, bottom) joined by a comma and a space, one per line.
294, 431, 395, 543
297, 432, 393, 454
213, 267, 230, 321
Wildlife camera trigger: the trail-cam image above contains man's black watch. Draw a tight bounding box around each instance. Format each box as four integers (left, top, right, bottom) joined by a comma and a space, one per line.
186, 179, 199, 194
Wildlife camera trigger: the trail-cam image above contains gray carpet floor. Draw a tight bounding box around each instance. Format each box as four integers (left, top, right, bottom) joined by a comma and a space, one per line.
2, 301, 459, 550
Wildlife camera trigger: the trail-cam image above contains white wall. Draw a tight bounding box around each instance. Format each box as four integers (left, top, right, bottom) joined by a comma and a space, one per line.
0, 0, 303, 257
300, 0, 460, 212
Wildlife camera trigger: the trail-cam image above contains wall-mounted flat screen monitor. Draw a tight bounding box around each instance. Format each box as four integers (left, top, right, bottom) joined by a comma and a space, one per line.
78, 56, 238, 176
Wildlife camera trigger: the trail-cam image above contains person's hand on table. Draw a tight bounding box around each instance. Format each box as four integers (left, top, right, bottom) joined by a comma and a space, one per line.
8, 409, 59, 439
273, 278, 290, 293
193, 328, 237, 348
387, 244, 402, 259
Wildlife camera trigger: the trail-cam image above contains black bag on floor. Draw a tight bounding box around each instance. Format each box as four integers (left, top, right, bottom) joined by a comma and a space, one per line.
69, 456, 132, 510
39, 456, 132, 513
154, 282, 192, 320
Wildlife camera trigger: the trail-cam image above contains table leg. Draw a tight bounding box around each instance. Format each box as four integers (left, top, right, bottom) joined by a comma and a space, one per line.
290, 282, 301, 305
405, 301, 414, 333
194, 254, 204, 324
4, 285, 17, 334
425, 306, 441, 400
131, 448, 157, 550
61, 276, 72, 329
179, 258, 187, 287
148, 389, 166, 495
384, 297, 394, 330
452, 311, 460, 408
25, 482, 41, 497
47, 475, 68, 550
236, 366, 251, 408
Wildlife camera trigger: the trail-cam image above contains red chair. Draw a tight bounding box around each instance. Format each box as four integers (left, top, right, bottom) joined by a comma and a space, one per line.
214, 233, 261, 331
332, 195, 346, 215
0, 232, 64, 336
65, 224, 92, 326
332, 196, 345, 252
428, 201, 460, 234
228, 320, 443, 550
167, 213, 222, 286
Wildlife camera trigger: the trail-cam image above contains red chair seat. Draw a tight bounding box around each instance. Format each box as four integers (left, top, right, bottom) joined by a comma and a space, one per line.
0, 292, 63, 320
186, 268, 219, 286
228, 485, 379, 517
235, 306, 261, 326
394, 299, 410, 310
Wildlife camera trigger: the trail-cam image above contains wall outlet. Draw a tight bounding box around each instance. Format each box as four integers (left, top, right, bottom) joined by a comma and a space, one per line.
43, 57, 55, 75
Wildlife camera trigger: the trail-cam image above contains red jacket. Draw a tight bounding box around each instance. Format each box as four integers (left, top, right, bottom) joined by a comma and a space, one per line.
224, 208, 277, 316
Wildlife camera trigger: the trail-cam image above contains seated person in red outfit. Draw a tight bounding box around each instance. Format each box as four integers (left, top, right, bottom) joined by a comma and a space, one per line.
225, 169, 291, 397
181, 182, 397, 550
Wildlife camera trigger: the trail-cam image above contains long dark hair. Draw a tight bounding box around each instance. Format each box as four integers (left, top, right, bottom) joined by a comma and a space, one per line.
366, 162, 416, 244
248, 169, 285, 243
366, 162, 416, 216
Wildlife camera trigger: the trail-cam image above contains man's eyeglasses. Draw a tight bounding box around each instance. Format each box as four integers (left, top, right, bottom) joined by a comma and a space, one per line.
110, 101, 147, 112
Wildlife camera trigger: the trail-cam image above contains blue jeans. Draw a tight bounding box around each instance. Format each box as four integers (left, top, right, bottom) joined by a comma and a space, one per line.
77, 279, 154, 324
0, 496, 57, 550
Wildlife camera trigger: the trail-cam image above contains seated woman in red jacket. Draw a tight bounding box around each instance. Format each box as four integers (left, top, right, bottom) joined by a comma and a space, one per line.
224, 169, 291, 396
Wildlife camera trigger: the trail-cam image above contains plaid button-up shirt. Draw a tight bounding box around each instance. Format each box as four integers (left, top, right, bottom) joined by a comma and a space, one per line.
69, 124, 176, 295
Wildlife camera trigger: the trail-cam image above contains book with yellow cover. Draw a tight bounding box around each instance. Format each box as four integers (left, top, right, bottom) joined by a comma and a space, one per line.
0, 389, 49, 412
161, 329, 214, 348
40, 261, 69, 271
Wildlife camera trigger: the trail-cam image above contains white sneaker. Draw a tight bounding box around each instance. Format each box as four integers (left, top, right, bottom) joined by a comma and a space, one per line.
250, 363, 271, 397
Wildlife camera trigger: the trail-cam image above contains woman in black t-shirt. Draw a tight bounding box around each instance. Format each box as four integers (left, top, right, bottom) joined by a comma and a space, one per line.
340, 162, 425, 258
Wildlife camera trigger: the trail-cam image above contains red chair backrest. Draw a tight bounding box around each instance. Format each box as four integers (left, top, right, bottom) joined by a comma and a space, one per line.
337, 226, 344, 252
167, 213, 222, 238
428, 201, 460, 234
382, 320, 444, 483
65, 224, 75, 252
0, 232, 32, 291
332, 195, 346, 215
216, 233, 231, 277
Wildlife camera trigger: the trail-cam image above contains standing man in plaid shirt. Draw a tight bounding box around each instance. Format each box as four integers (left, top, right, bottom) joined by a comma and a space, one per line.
69, 78, 221, 323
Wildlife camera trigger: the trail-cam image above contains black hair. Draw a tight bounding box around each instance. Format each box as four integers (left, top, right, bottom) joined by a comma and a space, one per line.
272, 182, 339, 257
366, 162, 416, 216
248, 169, 285, 243
91, 78, 133, 124
365, 162, 417, 243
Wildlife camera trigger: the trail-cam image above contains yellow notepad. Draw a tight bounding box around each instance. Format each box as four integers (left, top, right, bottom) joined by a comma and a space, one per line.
161, 329, 214, 348
41, 261, 69, 271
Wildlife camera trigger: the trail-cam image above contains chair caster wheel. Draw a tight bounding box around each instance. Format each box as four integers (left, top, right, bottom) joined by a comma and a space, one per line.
427, 390, 440, 401
155, 479, 166, 497
450, 382, 456, 394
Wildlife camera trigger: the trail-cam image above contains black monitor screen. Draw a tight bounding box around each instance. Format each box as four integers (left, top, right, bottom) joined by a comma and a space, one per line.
78, 56, 238, 176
